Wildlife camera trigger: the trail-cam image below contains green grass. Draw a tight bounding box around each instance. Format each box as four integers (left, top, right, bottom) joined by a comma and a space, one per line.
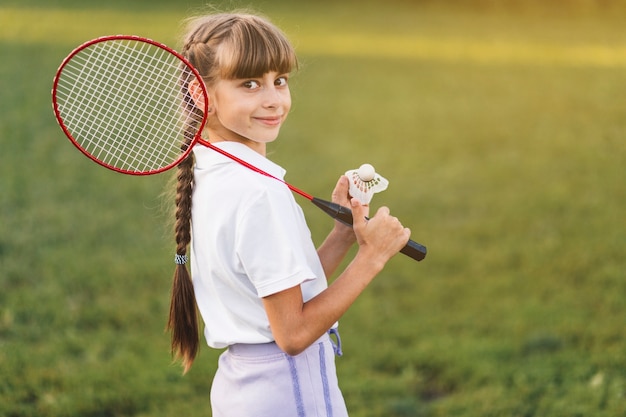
1, 1, 625, 416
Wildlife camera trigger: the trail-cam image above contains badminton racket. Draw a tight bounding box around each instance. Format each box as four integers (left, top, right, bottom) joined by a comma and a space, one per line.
51, 35, 426, 261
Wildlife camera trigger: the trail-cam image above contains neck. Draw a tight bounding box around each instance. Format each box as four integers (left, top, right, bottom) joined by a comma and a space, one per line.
205, 129, 267, 157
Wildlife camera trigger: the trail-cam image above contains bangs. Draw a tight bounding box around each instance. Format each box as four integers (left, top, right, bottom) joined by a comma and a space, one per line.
216, 18, 297, 79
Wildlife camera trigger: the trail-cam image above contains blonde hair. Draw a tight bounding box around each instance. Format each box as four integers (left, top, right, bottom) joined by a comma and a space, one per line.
167, 12, 298, 373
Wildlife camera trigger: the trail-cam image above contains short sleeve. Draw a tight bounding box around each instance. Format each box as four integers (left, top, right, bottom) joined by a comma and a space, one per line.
235, 188, 317, 298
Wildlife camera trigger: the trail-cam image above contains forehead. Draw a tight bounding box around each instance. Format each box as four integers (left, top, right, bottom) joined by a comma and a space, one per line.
215, 37, 296, 80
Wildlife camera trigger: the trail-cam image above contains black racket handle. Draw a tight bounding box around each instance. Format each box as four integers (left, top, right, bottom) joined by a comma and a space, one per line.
311, 198, 427, 262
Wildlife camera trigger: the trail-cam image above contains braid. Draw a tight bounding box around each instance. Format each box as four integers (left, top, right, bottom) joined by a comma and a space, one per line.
167, 152, 197, 374
166, 57, 202, 374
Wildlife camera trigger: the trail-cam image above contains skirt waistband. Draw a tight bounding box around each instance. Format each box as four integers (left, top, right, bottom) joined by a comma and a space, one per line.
228, 329, 341, 357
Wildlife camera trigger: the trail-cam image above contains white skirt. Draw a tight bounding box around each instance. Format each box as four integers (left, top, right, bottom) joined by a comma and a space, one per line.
210, 333, 349, 417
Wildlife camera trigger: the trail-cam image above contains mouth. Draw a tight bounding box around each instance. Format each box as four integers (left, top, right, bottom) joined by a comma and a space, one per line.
254, 115, 284, 127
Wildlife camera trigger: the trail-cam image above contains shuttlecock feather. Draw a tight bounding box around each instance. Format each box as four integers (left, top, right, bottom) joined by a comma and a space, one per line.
345, 163, 388, 204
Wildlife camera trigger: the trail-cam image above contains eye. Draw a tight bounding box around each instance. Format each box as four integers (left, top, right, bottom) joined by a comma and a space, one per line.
275, 76, 288, 87
242, 80, 261, 89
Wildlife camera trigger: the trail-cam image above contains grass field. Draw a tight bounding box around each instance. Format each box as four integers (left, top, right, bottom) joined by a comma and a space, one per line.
1, 1, 625, 416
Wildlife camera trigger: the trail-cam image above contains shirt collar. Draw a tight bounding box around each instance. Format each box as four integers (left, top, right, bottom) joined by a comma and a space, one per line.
193, 141, 286, 180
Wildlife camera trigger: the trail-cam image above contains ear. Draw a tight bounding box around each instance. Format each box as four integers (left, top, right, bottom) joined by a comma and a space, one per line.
188, 78, 210, 112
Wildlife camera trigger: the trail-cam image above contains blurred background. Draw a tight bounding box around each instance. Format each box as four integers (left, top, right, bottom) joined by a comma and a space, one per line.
1, 0, 624, 416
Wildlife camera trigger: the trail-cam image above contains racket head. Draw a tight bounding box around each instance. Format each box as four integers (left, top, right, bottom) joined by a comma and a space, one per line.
52, 35, 208, 175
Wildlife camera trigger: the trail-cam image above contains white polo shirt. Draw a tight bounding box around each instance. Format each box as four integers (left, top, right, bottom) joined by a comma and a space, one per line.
191, 142, 329, 349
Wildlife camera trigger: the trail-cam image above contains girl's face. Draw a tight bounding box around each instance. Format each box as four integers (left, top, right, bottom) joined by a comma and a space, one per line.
207, 71, 291, 154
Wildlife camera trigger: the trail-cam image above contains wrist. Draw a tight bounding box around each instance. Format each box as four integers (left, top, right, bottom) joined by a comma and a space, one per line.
330, 222, 357, 245
353, 248, 386, 276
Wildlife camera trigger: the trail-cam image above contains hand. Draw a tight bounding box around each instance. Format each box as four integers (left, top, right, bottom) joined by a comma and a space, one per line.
330, 176, 368, 241
351, 198, 410, 265
331, 175, 356, 208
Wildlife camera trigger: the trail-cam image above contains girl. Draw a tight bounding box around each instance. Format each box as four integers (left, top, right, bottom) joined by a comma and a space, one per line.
167, 11, 411, 417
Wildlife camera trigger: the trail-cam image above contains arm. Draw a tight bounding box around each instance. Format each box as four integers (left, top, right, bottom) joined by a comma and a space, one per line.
263, 198, 410, 356
316, 176, 368, 278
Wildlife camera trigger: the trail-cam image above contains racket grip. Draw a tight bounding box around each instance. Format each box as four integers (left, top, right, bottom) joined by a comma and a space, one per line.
400, 239, 428, 261
310, 198, 427, 262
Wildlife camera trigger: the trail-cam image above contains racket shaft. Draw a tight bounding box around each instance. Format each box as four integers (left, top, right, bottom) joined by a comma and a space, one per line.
203, 141, 427, 262
310, 198, 427, 262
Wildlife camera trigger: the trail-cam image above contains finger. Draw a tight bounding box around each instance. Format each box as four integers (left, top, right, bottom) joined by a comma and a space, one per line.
350, 198, 368, 227
403, 227, 411, 243
331, 175, 350, 204
375, 206, 390, 218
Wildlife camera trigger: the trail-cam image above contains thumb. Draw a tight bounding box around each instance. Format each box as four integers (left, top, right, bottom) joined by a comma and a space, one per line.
350, 198, 367, 227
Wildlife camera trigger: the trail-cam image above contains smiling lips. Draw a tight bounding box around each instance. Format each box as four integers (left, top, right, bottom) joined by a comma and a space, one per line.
254, 115, 283, 126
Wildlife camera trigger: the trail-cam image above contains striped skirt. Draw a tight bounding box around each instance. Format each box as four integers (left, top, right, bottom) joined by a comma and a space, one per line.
211, 332, 348, 417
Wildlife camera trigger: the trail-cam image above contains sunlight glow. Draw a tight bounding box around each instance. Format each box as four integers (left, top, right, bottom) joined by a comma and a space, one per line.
2, 7, 626, 68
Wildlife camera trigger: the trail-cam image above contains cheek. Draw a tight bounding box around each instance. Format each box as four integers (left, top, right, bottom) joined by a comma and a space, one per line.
282, 93, 292, 113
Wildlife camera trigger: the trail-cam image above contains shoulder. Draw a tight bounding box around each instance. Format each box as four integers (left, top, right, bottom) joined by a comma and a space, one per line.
195, 160, 295, 213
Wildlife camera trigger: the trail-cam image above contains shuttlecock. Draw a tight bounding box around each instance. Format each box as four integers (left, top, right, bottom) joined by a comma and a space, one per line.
345, 163, 389, 204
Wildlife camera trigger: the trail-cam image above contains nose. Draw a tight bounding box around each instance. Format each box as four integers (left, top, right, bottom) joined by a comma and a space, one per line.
263, 85, 286, 109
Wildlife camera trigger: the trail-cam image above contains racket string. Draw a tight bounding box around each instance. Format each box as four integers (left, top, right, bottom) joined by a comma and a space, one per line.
58, 41, 155, 170
121, 41, 182, 170
55, 38, 202, 173
99, 40, 182, 171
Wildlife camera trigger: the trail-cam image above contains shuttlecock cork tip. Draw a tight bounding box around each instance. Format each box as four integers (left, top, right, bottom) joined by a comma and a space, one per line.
345, 163, 389, 204
357, 163, 376, 181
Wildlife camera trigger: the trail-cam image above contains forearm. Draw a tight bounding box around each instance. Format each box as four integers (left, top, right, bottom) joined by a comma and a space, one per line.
264, 201, 410, 356
317, 224, 356, 278
264, 249, 384, 355
305, 250, 385, 332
